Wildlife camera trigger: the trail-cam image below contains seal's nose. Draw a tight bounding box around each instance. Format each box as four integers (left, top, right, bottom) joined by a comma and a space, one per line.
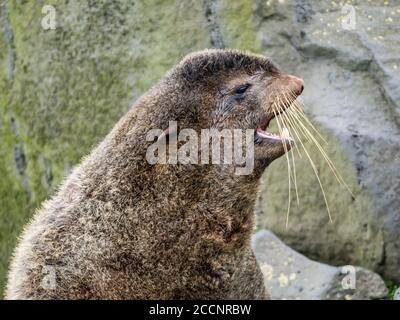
288, 75, 304, 96
287, 75, 304, 96
298, 82, 304, 94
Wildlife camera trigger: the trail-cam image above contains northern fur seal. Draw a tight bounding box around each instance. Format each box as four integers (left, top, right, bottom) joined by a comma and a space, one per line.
6, 49, 304, 299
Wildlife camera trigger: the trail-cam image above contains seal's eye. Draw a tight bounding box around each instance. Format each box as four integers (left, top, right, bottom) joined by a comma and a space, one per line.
234, 84, 250, 97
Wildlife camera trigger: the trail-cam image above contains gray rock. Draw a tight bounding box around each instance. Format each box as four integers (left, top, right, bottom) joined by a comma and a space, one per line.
257, 0, 400, 281
252, 230, 388, 300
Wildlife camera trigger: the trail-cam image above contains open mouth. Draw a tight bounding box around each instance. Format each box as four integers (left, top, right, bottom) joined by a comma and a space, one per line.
254, 75, 304, 145
255, 112, 293, 143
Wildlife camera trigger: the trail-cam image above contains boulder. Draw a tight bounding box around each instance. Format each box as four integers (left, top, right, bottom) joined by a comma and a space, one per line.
253, 230, 388, 300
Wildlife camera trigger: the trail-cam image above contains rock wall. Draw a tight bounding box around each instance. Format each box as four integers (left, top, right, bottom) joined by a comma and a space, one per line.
0, 0, 399, 296
256, 0, 400, 282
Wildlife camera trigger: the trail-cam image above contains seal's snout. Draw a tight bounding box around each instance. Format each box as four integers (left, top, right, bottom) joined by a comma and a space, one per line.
298, 82, 304, 94
286, 75, 304, 96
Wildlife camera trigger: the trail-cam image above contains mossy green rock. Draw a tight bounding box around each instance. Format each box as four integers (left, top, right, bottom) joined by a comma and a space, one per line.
0, 0, 259, 296
258, 124, 383, 270
1, 0, 399, 297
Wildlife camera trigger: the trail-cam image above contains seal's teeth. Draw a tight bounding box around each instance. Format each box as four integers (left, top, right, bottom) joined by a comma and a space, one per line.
281, 127, 290, 138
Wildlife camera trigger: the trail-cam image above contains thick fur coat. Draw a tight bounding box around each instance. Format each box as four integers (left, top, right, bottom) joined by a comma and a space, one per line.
6, 49, 303, 299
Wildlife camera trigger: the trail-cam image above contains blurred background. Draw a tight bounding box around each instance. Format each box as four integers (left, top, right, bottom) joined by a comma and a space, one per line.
0, 0, 399, 298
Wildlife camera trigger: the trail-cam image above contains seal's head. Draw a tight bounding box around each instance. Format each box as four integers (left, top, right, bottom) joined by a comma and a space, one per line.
167, 49, 304, 168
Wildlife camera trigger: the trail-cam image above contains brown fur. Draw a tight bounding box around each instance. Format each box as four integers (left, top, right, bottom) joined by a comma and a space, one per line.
6, 49, 301, 299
